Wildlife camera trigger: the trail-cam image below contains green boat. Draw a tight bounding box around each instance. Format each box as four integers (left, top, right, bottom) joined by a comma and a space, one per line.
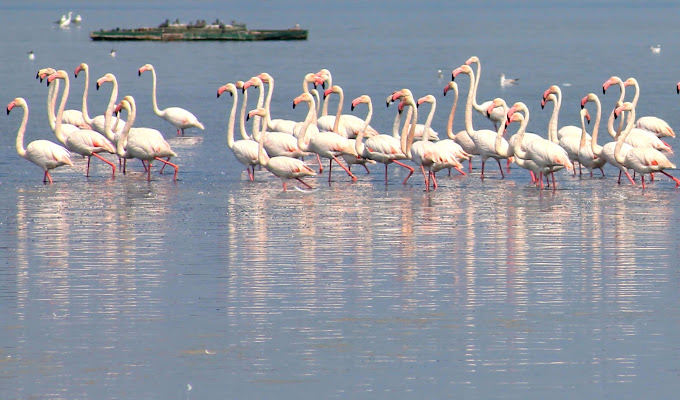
90, 19, 308, 41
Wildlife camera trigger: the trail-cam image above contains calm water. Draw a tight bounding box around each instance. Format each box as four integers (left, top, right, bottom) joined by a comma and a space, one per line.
1, 1, 680, 399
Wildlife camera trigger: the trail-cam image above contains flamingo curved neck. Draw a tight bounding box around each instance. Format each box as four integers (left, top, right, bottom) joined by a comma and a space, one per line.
46, 79, 59, 130
470, 60, 485, 114
445, 87, 459, 140
331, 88, 344, 133
226, 89, 238, 149
421, 100, 436, 142
462, 69, 477, 137
321, 73, 332, 117
53, 74, 71, 145
512, 116, 528, 160
80, 65, 94, 125
589, 97, 603, 156
14, 102, 29, 159
296, 97, 316, 152
355, 100, 372, 156
238, 86, 249, 141
614, 108, 636, 164
116, 101, 136, 158
494, 104, 510, 157
102, 77, 119, 142
147, 66, 163, 117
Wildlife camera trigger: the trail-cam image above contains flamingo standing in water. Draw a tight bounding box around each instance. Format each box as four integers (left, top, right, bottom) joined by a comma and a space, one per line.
138, 63, 205, 136
351, 94, 415, 184
6, 97, 73, 183
248, 107, 316, 191
112, 95, 179, 181
217, 82, 260, 181
603, 76, 675, 139
613, 102, 680, 189
47, 70, 117, 178
581, 93, 635, 185
452, 64, 509, 179
293, 92, 358, 183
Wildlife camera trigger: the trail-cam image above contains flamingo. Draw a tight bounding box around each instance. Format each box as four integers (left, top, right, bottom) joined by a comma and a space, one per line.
314, 72, 380, 139
444, 81, 478, 172
431, 81, 472, 177
37, 66, 89, 129
292, 92, 358, 183
384, 88, 440, 142
414, 94, 466, 188
605, 76, 675, 139
507, 103, 573, 189
614, 102, 680, 188
113, 95, 179, 181
322, 85, 375, 173
452, 64, 509, 179
581, 93, 635, 185
244, 72, 311, 135
6, 97, 73, 183
542, 85, 585, 140
350, 94, 415, 184
242, 76, 310, 160
575, 107, 606, 177
47, 70, 117, 178
217, 83, 260, 181
138, 63, 205, 136
36, 67, 82, 139
75, 63, 124, 136
463, 56, 506, 129
248, 107, 316, 191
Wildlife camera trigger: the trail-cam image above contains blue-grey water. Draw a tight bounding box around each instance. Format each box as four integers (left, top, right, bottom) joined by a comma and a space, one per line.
1, 1, 680, 399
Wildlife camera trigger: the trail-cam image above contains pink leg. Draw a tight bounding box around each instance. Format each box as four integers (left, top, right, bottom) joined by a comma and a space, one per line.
496, 158, 505, 179
154, 156, 179, 180
454, 166, 467, 176
641, 175, 646, 189
86, 156, 92, 177
332, 156, 357, 181
480, 160, 486, 179
393, 160, 415, 183
43, 171, 53, 184
660, 170, 680, 186
295, 177, 313, 189
92, 152, 116, 177
468, 159, 472, 173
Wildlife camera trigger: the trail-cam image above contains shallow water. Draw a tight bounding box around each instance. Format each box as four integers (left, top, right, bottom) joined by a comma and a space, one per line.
1, 1, 680, 399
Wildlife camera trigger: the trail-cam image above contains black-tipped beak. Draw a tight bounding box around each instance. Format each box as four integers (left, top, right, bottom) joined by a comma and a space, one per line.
351, 104, 355, 111
602, 87, 606, 94
138, 71, 142, 77
96, 82, 100, 90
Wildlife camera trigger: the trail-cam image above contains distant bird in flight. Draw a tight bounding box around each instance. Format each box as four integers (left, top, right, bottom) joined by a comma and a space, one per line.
27, 50, 35, 61
499, 73, 519, 87
110, 49, 116, 58
650, 44, 661, 53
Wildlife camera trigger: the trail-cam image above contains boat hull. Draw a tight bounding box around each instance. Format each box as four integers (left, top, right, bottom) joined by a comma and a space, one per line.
90, 26, 308, 41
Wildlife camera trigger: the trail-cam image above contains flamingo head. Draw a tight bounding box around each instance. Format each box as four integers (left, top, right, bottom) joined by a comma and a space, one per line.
324, 85, 341, 100
677, 81, 680, 94
138, 64, 154, 76
580, 93, 598, 109
451, 64, 471, 80
351, 95, 370, 112
256, 72, 273, 84
505, 111, 524, 128
487, 98, 505, 117
6, 97, 25, 115
416, 95, 435, 108
242, 76, 262, 92
74, 63, 87, 78
36, 67, 56, 83
623, 77, 637, 88
217, 83, 236, 98
464, 56, 479, 66
602, 76, 622, 94
315, 69, 331, 88
46, 70, 68, 86
614, 102, 634, 119
247, 107, 267, 121
542, 85, 559, 102
581, 108, 591, 124
114, 99, 131, 115
443, 81, 457, 97
293, 92, 313, 109
95, 73, 116, 90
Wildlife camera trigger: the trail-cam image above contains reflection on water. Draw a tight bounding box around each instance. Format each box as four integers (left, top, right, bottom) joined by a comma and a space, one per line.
211, 176, 679, 398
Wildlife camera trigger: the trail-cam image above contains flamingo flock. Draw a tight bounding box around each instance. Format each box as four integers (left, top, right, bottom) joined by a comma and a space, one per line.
5, 63, 202, 183
5, 57, 680, 191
